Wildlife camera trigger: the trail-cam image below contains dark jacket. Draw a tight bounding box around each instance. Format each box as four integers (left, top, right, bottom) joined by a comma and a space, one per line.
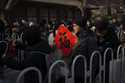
73, 29, 98, 83
74, 29, 98, 62
4, 39, 51, 83
97, 27, 119, 53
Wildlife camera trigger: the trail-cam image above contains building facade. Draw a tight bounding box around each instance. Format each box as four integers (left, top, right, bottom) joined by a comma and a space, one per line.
4, 0, 82, 23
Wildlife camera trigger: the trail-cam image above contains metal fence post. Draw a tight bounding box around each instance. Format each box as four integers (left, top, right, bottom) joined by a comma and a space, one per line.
71, 55, 87, 83
117, 45, 123, 59
90, 51, 102, 83
103, 48, 114, 83
16, 67, 42, 83
48, 60, 68, 83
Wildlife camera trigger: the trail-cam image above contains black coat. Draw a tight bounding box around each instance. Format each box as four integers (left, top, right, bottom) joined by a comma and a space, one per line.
4, 39, 51, 83
97, 27, 119, 53
73, 29, 98, 83
74, 29, 98, 61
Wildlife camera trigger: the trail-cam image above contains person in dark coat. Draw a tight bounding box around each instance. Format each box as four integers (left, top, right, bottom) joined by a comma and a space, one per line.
95, 19, 119, 53
73, 8, 98, 64
95, 19, 119, 83
72, 8, 98, 83
2, 25, 52, 83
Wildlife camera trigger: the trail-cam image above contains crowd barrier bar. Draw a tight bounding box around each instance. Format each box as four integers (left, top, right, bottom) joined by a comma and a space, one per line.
103, 48, 114, 83
117, 45, 123, 59
117, 45, 124, 83
90, 51, 102, 83
48, 60, 68, 83
12, 46, 125, 83
16, 67, 42, 83
71, 55, 87, 83
119, 46, 125, 83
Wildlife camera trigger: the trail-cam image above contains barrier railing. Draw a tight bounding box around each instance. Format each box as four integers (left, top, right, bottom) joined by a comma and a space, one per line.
70, 49, 114, 83
117, 45, 125, 83
48, 60, 68, 83
11, 46, 125, 83
90, 51, 102, 83
103, 48, 114, 83
117, 45, 123, 59
16, 67, 42, 83
71, 55, 87, 83
109, 45, 125, 83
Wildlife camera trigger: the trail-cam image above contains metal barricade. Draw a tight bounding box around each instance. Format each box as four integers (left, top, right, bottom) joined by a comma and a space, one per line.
70, 47, 125, 83
90, 51, 102, 83
48, 60, 68, 83
103, 48, 114, 83
16, 67, 42, 83
71, 55, 87, 83
117, 45, 123, 59
118, 46, 125, 83
122, 57, 125, 83
117, 45, 124, 83
109, 45, 125, 83
122, 47, 125, 83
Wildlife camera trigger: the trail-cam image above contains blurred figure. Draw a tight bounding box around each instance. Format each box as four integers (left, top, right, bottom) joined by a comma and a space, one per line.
47, 21, 57, 48
95, 19, 119, 53
3, 25, 52, 83
72, 22, 80, 37
95, 19, 119, 83
73, 8, 98, 83
6, 23, 19, 58
11, 23, 19, 41
109, 17, 121, 35
40, 19, 48, 39
54, 24, 78, 58
74, 8, 98, 61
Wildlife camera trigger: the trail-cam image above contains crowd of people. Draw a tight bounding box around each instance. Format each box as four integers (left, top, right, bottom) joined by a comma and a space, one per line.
0, 8, 125, 83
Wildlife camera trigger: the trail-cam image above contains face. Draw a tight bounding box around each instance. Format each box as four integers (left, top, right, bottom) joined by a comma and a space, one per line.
73, 24, 79, 34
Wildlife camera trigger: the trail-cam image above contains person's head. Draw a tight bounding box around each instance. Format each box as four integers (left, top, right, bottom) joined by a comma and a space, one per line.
23, 25, 41, 46
95, 19, 109, 37
72, 23, 80, 34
